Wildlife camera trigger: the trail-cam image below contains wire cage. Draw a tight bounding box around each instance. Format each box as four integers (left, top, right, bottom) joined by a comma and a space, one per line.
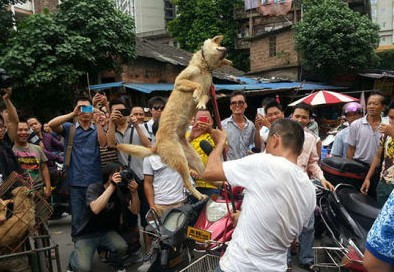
313, 243, 366, 272
179, 254, 220, 272
0, 172, 53, 254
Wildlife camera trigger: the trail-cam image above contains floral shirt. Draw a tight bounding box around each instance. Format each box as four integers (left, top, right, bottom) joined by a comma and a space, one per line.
380, 136, 394, 184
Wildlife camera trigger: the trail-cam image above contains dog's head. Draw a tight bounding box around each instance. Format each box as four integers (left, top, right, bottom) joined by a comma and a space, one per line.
200, 35, 232, 69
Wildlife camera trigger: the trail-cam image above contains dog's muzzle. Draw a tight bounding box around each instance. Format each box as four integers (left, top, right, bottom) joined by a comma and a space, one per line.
216, 47, 228, 58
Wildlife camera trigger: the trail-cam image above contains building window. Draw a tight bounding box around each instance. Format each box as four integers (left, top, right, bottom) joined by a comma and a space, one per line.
164, 0, 176, 24
269, 36, 276, 57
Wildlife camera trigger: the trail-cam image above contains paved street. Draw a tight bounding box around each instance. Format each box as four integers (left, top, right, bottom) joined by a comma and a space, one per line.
47, 215, 339, 272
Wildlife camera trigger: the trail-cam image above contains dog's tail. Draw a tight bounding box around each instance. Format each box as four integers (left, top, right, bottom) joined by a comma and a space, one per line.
117, 144, 153, 158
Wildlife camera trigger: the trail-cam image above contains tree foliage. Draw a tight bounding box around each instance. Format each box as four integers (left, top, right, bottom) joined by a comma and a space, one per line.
0, 0, 27, 49
294, 0, 379, 75
168, 0, 248, 71
0, 0, 136, 118
376, 50, 394, 71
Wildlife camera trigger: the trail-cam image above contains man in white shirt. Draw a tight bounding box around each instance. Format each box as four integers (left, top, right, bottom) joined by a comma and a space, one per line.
204, 119, 316, 272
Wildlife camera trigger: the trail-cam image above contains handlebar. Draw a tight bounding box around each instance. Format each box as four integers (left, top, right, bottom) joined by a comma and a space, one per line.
191, 197, 209, 210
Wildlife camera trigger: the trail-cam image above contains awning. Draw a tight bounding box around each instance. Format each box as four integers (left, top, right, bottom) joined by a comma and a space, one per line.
88, 81, 123, 90
88, 80, 347, 94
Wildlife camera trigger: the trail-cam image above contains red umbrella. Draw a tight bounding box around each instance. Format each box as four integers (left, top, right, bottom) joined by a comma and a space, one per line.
288, 90, 359, 106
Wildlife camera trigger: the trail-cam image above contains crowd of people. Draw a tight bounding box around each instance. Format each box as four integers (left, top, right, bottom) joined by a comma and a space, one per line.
0, 86, 393, 272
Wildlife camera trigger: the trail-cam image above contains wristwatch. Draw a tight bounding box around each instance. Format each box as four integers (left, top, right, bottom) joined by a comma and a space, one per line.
111, 180, 117, 187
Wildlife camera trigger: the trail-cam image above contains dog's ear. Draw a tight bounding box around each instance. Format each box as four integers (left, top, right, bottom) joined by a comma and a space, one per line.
211, 35, 224, 44
2, 199, 12, 206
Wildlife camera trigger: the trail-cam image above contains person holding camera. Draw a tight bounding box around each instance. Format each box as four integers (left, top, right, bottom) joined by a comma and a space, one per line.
67, 162, 139, 272
0, 86, 20, 180
48, 96, 107, 238
106, 100, 150, 256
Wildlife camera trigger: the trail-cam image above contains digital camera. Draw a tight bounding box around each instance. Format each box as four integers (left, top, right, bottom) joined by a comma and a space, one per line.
117, 169, 136, 193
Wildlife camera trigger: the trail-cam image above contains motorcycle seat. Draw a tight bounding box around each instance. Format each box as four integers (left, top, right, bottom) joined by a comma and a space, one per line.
321, 157, 368, 179
337, 187, 381, 229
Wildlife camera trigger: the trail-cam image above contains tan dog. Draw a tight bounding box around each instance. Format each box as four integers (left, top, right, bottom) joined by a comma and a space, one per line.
118, 35, 232, 200
0, 186, 36, 247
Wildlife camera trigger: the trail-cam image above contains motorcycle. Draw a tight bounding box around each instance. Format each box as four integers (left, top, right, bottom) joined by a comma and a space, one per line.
187, 140, 244, 255
191, 184, 243, 255
143, 197, 208, 272
315, 184, 381, 271
321, 157, 369, 191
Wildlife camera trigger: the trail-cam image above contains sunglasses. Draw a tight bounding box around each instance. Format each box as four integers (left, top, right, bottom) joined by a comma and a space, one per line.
152, 106, 165, 111
230, 101, 245, 106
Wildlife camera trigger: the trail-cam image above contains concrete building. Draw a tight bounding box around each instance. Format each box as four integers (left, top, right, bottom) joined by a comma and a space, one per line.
235, 0, 371, 80
370, 0, 394, 50
115, 0, 176, 46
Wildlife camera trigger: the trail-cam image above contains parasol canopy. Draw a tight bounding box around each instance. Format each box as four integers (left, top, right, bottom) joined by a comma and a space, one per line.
288, 90, 359, 106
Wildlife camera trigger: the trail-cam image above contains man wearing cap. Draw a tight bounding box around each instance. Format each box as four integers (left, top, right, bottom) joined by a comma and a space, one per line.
331, 102, 363, 158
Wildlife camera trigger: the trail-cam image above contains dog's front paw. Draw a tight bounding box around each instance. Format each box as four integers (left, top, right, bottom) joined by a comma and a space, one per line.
196, 103, 207, 110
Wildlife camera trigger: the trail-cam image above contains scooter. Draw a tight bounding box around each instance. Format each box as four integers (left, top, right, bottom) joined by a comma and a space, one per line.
187, 140, 244, 255
191, 184, 243, 255
321, 157, 369, 191
143, 197, 208, 272
315, 184, 381, 271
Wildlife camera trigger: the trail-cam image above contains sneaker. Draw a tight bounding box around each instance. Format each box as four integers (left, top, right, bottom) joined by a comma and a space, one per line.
299, 263, 320, 272
116, 269, 126, 272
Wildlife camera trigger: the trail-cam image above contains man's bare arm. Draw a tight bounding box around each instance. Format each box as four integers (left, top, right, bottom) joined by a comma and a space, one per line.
2, 88, 18, 142
346, 145, 355, 160
48, 112, 74, 133
204, 130, 227, 182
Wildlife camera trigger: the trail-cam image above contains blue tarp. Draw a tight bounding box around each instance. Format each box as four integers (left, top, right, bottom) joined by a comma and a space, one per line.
88, 79, 347, 94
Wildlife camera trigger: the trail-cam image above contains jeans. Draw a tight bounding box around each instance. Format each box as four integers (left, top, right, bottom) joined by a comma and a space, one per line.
288, 213, 315, 265
69, 230, 128, 272
70, 186, 88, 238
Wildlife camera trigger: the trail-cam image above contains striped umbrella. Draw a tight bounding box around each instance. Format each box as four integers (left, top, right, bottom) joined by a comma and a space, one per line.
288, 90, 359, 106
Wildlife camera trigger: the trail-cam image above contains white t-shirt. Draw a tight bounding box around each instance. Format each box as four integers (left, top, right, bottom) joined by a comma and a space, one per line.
220, 153, 316, 272
143, 155, 185, 205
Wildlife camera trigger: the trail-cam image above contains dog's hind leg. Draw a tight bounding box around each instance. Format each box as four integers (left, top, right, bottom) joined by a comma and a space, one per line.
158, 142, 205, 201
180, 139, 205, 176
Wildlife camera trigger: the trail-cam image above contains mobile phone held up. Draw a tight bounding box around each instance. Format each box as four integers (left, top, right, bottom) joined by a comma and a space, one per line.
119, 108, 131, 116
257, 107, 265, 117
80, 105, 94, 113
198, 116, 209, 123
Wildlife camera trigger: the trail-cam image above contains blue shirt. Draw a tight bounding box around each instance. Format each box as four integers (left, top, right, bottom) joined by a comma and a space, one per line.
63, 122, 102, 187
330, 127, 349, 158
